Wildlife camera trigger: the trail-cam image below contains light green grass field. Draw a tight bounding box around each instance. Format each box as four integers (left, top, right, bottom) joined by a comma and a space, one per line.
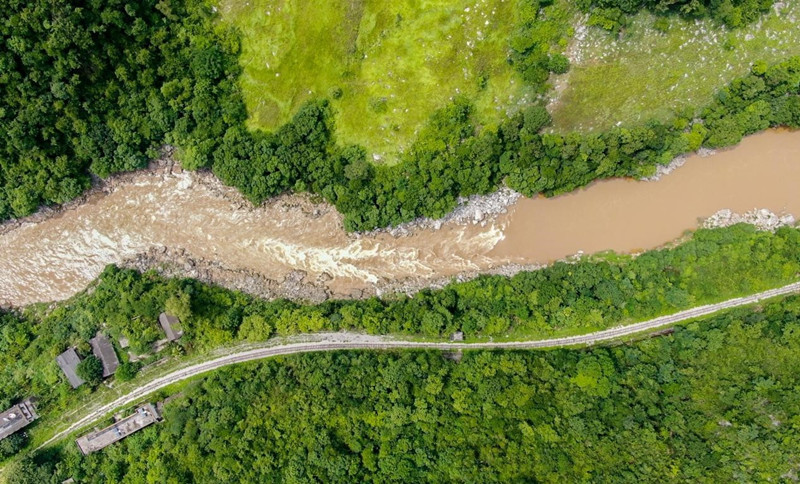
550, 2, 800, 132
219, 0, 540, 162
220, 0, 800, 150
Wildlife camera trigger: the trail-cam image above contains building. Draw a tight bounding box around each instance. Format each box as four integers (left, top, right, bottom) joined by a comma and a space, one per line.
89, 333, 119, 378
158, 313, 183, 342
0, 399, 38, 441
56, 348, 85, 389
450, 331, 464, 342
76, 403, 161, 455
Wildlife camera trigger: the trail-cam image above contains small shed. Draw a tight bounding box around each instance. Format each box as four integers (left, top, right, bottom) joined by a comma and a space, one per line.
158, 313, 183, 342
89, 333, 119, 378
56, 348, 85, 389
450, 331, 464, 342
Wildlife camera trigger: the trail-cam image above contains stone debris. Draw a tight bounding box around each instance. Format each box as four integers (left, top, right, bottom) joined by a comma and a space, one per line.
120, 244, 549, 305
703, 208, 796, 231
363, 187, 522, 238
641, 156, 687, 181
641, 146, 715, 182
376, 262, 545, 298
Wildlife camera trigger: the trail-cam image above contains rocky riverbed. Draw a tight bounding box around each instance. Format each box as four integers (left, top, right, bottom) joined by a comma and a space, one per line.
703, 208, 796, 231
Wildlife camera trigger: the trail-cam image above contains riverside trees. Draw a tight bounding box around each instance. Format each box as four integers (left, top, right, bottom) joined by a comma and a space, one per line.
0, 0, 242, 220
209, 56, 800, 231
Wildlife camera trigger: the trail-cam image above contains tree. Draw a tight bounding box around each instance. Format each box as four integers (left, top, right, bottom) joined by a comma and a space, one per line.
165, 291, 192, 323
0, 432, 26, 457
6, 455, 56, 484
77, 355, 103, 386
115, 362, 139, 382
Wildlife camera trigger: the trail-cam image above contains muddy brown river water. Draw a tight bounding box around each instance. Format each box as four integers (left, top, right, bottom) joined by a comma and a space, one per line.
1, 130, 798, 307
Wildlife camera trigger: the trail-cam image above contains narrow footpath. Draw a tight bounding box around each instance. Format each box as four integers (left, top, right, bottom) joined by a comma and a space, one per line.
40, 281, 800, 449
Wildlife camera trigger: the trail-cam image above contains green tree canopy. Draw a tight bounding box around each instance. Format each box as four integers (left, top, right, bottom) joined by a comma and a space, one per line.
76, 355, 103, 386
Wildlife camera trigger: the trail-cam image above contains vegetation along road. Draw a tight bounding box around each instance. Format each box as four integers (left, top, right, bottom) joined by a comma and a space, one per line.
41, 281, 800, 449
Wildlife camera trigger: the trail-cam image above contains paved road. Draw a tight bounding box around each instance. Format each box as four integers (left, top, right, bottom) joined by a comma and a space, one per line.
40, 281, 800, 448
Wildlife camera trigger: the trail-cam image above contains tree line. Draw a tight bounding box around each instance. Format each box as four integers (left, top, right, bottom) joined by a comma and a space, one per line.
203, 55, 800, 231
12, 295, 800, 482
582, 0, 775, 31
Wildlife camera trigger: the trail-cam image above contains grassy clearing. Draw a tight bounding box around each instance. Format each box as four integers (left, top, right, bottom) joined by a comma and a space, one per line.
550, 1, 800, 132
218, 0, 539, 162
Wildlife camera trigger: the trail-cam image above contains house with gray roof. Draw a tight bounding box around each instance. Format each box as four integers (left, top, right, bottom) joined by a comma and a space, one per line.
89, 333, 119, 378
158, 313, 183, 342
56, 348, 84, 389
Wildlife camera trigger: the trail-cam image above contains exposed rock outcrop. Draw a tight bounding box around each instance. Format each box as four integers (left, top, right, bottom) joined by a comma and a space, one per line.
363, 187, 522, 237
703, 208, 796, 231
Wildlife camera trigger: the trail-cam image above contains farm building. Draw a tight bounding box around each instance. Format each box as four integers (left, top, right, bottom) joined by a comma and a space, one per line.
0, 399, 38, 441
56, 348, 84, 389
158, 313, 183, 342
76, 404, 161, 455
89, 333, 119, 378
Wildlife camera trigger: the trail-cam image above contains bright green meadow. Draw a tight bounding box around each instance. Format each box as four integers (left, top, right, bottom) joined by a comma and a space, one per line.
219, 0, 550, 162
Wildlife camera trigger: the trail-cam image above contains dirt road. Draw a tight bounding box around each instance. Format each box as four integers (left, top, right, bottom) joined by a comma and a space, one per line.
39, 281, 800, 449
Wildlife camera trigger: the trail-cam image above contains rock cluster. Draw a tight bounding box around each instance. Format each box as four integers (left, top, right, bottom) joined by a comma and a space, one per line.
641, 156, 687, 181
703, 208, 796, 231
641, 147, 718, 182
376, 262, 545, 298
364, 187, 522, 237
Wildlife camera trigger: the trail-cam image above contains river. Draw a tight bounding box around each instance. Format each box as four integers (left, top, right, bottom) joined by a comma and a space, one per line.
1, 130, 798, 307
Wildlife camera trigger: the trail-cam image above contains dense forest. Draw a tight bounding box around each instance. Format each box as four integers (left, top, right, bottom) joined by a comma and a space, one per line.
1, 224, 798, 434
0, 0, 241, 219
11, 295, 800, 482
3, 1, 798, 230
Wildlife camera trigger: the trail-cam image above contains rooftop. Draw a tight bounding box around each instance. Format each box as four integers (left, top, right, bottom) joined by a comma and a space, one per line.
0, 399, 38, 441
89, 333, 119, 378
56, 348, 85, 389
76, 403, 160, 455
159, 313, 183, 342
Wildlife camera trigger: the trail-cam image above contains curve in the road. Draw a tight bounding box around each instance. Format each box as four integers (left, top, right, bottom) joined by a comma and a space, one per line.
41, 281, 800, 448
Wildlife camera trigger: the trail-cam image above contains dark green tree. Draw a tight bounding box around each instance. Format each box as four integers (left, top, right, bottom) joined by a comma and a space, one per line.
76, 355, 103, 386
115, 362, 139, 382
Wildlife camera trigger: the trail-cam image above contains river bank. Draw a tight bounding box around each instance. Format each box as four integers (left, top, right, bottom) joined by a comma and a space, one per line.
0, 130, 798, 308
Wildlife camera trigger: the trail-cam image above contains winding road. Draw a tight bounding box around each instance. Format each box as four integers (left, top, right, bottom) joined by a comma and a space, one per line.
40, 281, 800, 448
